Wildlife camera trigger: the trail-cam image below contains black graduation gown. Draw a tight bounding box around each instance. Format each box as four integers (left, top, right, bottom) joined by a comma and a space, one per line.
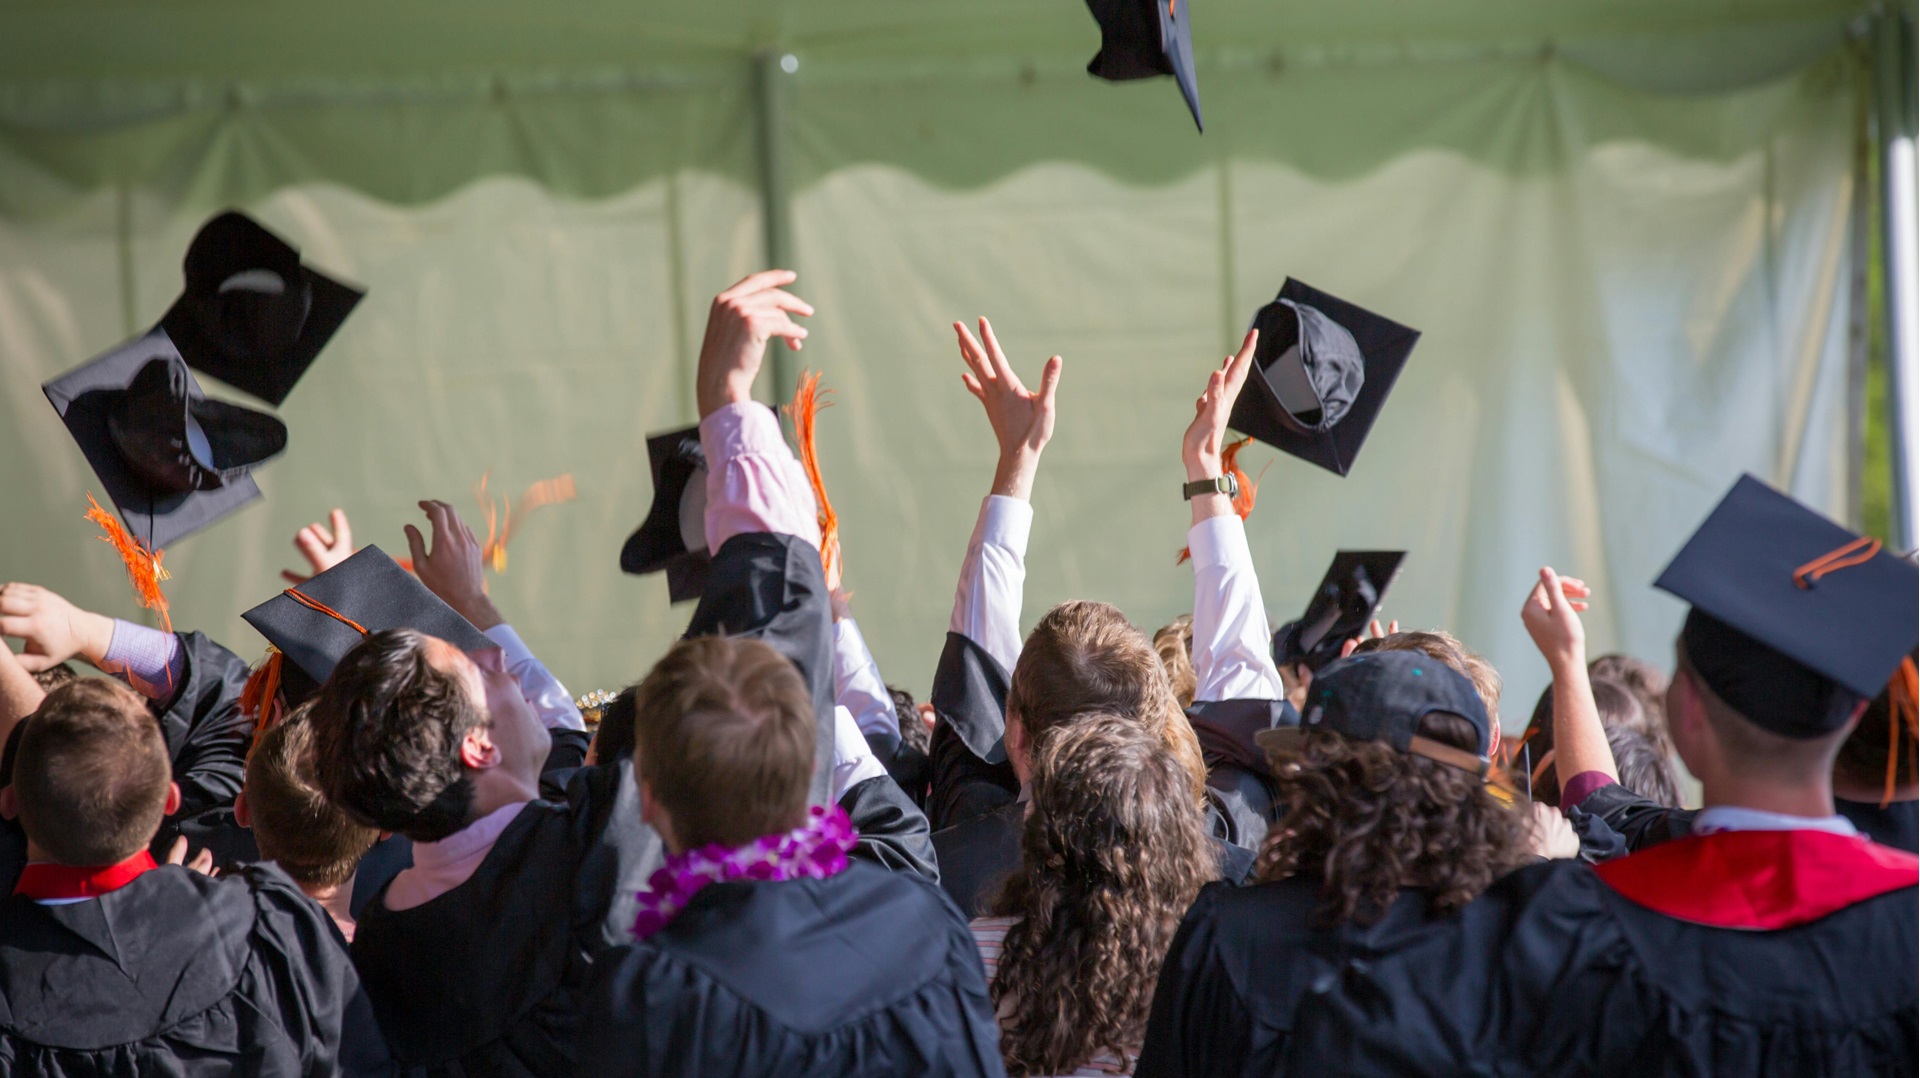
1565, 780, 1698, 852
0, 862, 390, 1077
933, 798, 1256, 919
1498, 832, 1920, 1077
1185, 697, 1294, 850
1837, 796, 1919, 852
576, 861, 1006, 1077
1136, 875, 1520, 1078
926, 632, 1019, 831
151, 631, 255, 820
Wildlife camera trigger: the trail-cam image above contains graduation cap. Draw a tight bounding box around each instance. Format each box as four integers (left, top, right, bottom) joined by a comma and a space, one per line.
1271, 550, 1405, 673
44, 329, 284, 554
1084, 0, 1204, 132
1656, 474, 1920, 738
1229, 279, 1420, 477
159, 210, 364, 407
241, 545, 496, 709
619, 426, 712, 604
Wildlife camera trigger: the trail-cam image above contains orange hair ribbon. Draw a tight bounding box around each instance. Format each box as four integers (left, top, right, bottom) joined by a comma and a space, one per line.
1883, 657, 1918, 808
1793, 536, 1881, 589
784, 370, 841, 583
83, 493, 172, 634
1176, 436, 1265, 565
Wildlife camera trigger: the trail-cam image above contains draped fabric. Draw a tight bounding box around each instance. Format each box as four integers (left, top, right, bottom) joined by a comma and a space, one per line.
0, 0, 1873, 720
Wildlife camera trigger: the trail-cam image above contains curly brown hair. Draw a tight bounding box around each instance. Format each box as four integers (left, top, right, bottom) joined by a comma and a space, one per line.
1255, 712, 1531, 927
985, 713, 1217, 1076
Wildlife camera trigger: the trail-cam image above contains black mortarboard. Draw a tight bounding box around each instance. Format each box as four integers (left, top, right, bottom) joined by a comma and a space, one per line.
1272, 551, 1405, 673
1656, 474, 1920, 738
242, 545, 496, 702
1256, 651, 1492, 776
619, 426, 712, 604
43, 329, 285, 550
159, 210, 364, 407
1229, 278, 1420, 477
1084, 0, 1203, 132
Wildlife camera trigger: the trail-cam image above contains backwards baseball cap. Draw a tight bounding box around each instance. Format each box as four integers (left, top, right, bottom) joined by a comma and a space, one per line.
619, 425, 712, 604
1229, 279, 1420, 477
1656, 474, 1919, 738
1272, 550, 1405, 673
1255, 650, 1492, 777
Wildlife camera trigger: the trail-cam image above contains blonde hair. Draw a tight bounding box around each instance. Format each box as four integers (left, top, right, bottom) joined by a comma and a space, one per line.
1153, 615, 1198, 709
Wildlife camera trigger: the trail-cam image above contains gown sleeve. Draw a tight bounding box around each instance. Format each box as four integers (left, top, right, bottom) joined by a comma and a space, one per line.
1136, 883, 1257, 1078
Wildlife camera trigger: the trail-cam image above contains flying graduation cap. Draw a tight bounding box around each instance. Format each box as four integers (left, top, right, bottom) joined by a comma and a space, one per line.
1271, 550, 1406, 673
160, 211, 365, 407
620, 425, 713, 604
1655, 474, 1919, 739
242, 545, 497, 712
1084, 0, 1204, 131
1229, 279, 1420, 477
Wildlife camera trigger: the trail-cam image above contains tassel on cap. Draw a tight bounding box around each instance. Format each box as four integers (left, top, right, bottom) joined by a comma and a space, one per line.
785, 371, 841, 582
1883, 656, 1918, 808
1176, 437, 1265, 565
84, 493, 172, 633
240, 648, 285, 742
393, 472, 577, 575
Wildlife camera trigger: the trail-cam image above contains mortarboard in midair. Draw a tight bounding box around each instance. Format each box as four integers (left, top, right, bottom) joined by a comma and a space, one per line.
160, 210, 364, 408
241, 545, 497, 719
1656, 474, 1920, 738
620, 426, 713, 604
1084, 0, 1204, 132
1271, 550, 1406, 673
1230, 278, 1420, 477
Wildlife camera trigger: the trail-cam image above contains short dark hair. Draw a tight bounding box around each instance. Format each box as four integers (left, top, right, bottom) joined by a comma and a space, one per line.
592, 685, 640, 768
30, 663, 78, 693
632, 636, 815, 850
1832, 657, 1916, 792
309, 629, 487, 842
889, 685, 930, 757
14, 679, 171, 865
248, 705, 379, 888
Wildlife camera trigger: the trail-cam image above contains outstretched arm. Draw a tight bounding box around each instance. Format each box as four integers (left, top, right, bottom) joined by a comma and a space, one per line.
1181, 330, 1285, 703
1520, 567, 1611, 798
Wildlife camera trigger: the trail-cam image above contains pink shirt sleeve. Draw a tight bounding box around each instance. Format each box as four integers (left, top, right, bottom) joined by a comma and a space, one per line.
698, 402, 822, 552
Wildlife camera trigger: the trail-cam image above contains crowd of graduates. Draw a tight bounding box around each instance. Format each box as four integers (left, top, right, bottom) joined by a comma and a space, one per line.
0, 246, 1917, 1077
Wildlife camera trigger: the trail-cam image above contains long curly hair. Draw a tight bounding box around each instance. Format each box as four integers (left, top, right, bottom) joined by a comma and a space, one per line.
1255, 713, 1531, 927
985, 713, 1218, 1076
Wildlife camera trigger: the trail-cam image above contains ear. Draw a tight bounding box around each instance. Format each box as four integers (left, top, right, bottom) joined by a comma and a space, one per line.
1004, 713, 1028, 759
0, 785, 15, 822
164, 782, 182, 817
233, 789, 251, 830
459, 724, 502, 771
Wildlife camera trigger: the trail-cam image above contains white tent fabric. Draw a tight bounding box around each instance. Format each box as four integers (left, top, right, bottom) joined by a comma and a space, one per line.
0, 12, 1866, 728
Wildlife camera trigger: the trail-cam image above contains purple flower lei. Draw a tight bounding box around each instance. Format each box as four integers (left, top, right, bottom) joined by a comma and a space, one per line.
632, 804, 857, 940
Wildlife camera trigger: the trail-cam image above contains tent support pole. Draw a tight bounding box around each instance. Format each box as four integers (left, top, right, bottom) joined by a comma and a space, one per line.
1874, 9, 1918, 549
753, 50, 798, 407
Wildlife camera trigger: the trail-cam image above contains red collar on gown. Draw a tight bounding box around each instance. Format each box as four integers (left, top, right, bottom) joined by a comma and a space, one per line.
13, 851, 160, 901
1594, 829, 1918, 930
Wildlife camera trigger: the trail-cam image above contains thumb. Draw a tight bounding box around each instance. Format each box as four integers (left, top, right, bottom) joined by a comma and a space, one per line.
404, 524, 428, 569
13, 653, 57, 673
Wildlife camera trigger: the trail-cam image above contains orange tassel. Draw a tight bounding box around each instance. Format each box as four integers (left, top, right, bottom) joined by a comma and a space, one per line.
1883, 657, 1918, 808
83, 493, 172, 633
475, 471, 577, 573
240, 649, 285, 742
784, 371, 841, 582
1176, 437, 1265, 565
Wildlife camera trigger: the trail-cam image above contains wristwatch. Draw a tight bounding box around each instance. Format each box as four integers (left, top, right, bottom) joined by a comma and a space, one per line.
1182, 474, 1240, 501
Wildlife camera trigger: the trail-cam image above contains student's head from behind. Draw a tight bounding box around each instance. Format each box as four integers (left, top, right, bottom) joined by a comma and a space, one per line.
1522, 675, 1667, 807
988, 713, 1216, 1075
240, 704, 379, 890
310, 628, 549, 842
1152, 614, 1197, 709
1007, 601, 1206, 800
1832, 656, 1918, 798
1606, 722, 1683, 808
1256, 651, 1529, 926
630, 635, 815, 854
1354, 629, 1503, 755
2, 679, 177, 866
1588, 652, 1670, 733
587, 685, 640, 768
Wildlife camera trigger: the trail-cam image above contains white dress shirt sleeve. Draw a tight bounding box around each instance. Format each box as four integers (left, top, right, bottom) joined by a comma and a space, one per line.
1188, 514, 1285, 702
948, 495, 1032, 675
834, 618, 900, 740
484, 623, 585, 731
830, 704, 889, 800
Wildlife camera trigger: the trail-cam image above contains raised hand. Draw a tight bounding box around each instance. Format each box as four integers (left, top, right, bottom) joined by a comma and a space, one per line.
696, 270, 815, 419
281, 508, 356, 585
1520, 566, 1592, 672
1182, 328, 1259, 481
953, 317, 1063, 502
405, 500, 505, 631
0, 583, 115, 673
